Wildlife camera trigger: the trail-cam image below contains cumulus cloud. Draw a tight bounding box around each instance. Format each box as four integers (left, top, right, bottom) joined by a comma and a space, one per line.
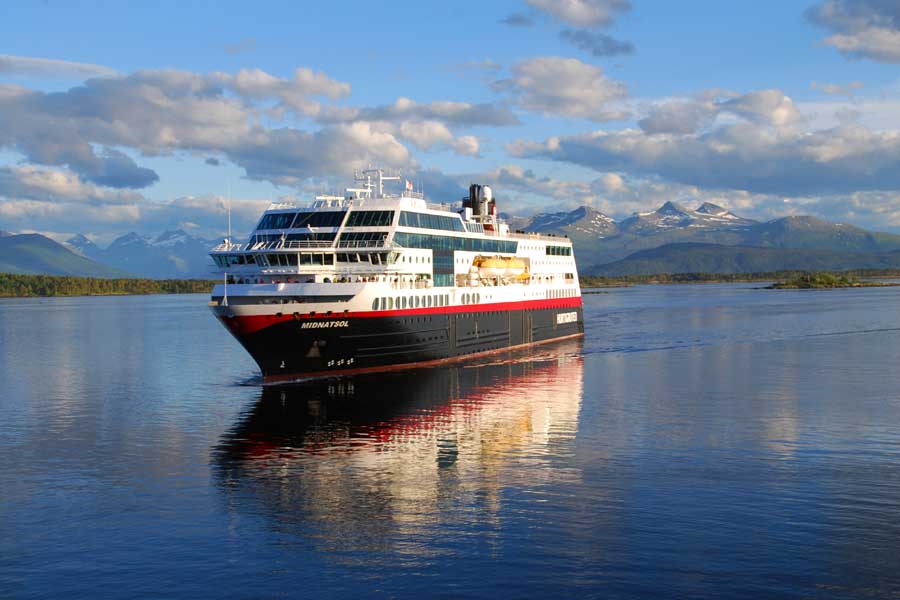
320, 96, 519, 127
559, 29, 634, 57
0, 165, 144, 205
526, 0, 631, 28
493, 57, 628, 121
215, 66, 351, 115
0, 54, 117, 79
807, 0, 900, 63
0, 65, 428, 189
0, 164, 272, 239
637, 90, 801, 134
510, 120, 900, 196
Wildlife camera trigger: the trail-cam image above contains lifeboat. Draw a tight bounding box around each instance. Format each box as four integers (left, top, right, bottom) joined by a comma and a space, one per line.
474, 256, 528, 279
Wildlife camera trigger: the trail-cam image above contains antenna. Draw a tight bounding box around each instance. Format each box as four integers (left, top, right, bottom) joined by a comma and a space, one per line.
226, 182, 232, 243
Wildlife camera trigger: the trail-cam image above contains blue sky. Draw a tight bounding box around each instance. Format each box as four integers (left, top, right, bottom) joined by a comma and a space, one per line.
1, 0, 899, 243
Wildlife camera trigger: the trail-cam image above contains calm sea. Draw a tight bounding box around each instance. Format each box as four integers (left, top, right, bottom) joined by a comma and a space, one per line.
2, 284, 900, 599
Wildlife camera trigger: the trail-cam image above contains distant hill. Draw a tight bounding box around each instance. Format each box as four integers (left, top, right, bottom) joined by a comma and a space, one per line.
523, 206, 619, 238
514, 200, 900, 271
591, 243, 900, 276
0, 234, 133, 277
66, 229, 217, 279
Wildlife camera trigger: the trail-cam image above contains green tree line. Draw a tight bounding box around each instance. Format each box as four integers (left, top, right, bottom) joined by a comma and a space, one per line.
580, 269, 900, 287
0, 273, 218, 297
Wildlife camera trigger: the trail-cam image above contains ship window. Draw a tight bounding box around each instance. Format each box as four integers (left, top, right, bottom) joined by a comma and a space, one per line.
372, 298, 380, 310
284, 232, 336, 242
394, 297, 400, 309
402, 297, 408, 309
427, 296, 433, 308
285, 253, 298, 266
399, 211, 466, 232
256, 212, 297, 230
291, 210, 347, 228
393, 232, 517, 254
323, 254, 335, 265
299, 253, 313, 265
546, 245, 572, 256
344, 210, 394, 227
348, 253, 359, 263
414, 296, 420, 308
339, 231, 389, 243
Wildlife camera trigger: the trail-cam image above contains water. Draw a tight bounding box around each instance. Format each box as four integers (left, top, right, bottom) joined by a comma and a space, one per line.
2, 284, 900, 599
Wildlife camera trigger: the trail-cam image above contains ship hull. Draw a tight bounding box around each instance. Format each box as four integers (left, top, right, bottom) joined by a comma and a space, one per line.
215, 301, 584, 382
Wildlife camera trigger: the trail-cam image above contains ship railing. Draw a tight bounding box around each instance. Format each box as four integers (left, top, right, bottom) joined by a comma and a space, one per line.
277, 240, 336, 249
335, 239, 388, 249
212, 241, 248, 252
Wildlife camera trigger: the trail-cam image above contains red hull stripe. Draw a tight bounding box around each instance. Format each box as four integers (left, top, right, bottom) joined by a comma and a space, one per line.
262, 332, 585, 384
221, 296, 583, 335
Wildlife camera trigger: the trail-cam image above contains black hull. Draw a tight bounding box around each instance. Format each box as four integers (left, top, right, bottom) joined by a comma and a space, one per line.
223, 306, 584, 380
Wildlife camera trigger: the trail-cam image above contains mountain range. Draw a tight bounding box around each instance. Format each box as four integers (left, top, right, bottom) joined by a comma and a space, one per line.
66, 230, 218, 279
4, 202, 900, 278
519, 202, 900, 274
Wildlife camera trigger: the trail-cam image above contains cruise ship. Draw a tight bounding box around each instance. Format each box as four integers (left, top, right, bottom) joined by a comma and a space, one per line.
209, 168, 583, 381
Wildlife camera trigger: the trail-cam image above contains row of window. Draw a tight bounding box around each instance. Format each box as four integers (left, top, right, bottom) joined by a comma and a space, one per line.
546, 245, 573, 256
345, 210, 394, 227
547, 288, 575, 298
256, 210, 347, 230
372, 294, 452, 311
399, 211, 466, 232
393, 232, 518, 254
339, 231, 389, 242
337, 252, 394, 264
261, 253, 336, 267
253, 232, 336, 244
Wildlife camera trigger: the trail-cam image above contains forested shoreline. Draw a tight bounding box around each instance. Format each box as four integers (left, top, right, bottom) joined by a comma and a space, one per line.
0, 273, 217, 297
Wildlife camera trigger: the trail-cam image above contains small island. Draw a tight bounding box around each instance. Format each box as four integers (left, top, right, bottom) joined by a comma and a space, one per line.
767, 272, 900, 289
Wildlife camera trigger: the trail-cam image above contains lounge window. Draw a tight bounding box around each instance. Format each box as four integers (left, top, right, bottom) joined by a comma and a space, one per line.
393, 232, 517, 254
344, 210, 394, 227
256, 212, 297, 230
291, 211, 347, 228
399, 211, 466, 232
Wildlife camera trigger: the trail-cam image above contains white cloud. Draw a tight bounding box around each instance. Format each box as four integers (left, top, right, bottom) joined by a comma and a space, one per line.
0, 54, 117, 79
526, 0, 631, 28
493, 57, 628, 121
510, 112, 900, 196
637, 89, 800, 134
807, 0, 900, 63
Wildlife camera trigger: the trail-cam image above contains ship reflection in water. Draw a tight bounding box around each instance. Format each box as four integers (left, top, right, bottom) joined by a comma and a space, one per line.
215, 339, 583, 560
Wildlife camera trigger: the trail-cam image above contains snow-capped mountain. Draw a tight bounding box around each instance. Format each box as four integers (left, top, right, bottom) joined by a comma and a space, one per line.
619, 201, 757, 234
65, 229, 217, 279
524, 206, 619, 238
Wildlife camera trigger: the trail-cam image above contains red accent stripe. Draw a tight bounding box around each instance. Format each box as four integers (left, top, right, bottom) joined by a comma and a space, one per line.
219, 296, 583, 335
262, 332, 585, 383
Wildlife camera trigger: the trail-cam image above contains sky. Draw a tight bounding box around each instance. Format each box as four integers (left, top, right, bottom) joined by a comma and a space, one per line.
1, 0, 900, 244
